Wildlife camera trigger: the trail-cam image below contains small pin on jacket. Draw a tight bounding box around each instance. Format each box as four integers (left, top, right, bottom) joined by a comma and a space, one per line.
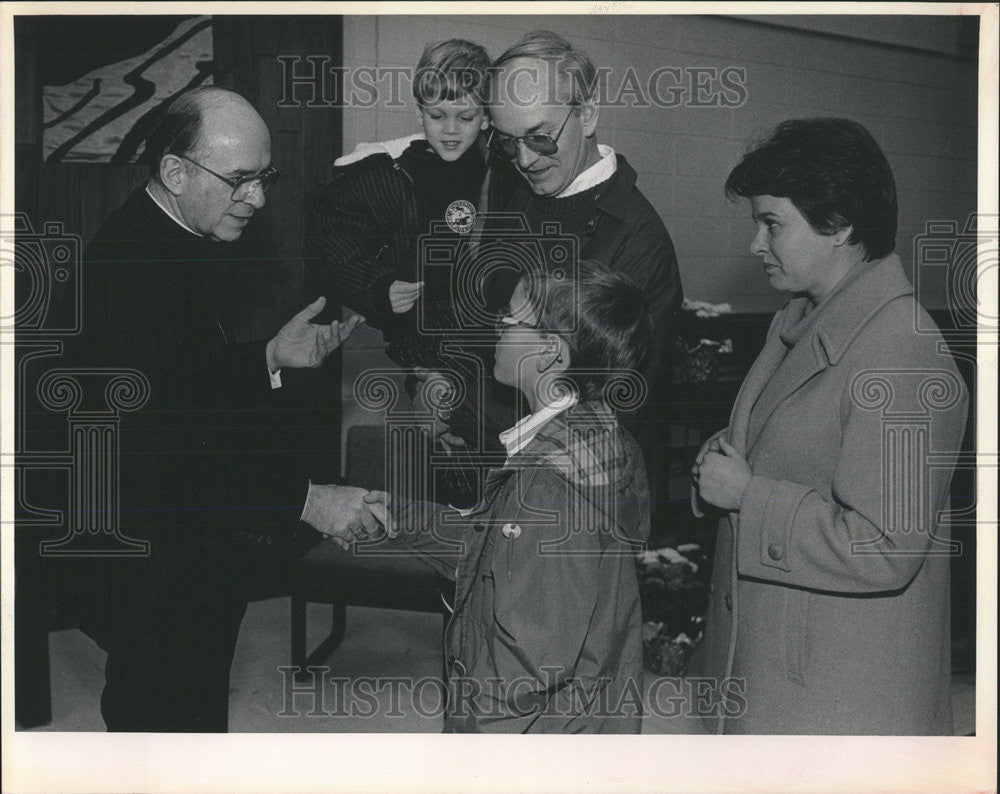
501, 523, 521, 539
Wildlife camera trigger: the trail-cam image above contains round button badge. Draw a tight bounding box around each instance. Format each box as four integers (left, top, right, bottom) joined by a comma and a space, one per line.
445, 200, 476, 234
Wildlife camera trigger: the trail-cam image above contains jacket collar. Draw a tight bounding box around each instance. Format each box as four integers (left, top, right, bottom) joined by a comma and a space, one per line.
594, 154, 637, 222
498, 392, 578, 459
810, 253, 913, 366
333, 133, 425, 167
506, 400, 628, 488
505, 153, 637, 222
132, 187, 206, 244
469, 400, 625, 511
145, 184, 201, 237
735, 253, 913, 453
555, 144, 617, 198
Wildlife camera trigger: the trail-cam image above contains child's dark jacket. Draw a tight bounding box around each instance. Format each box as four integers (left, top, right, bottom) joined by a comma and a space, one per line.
305, 134, 488, 369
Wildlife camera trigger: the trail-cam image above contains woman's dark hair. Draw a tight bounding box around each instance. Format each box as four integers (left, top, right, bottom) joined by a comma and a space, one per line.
523, 260, 652, 400
725, 117, 898, 260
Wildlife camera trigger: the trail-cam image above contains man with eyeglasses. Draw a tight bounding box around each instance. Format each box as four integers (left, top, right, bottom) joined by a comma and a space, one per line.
169, 154, 280, 237
54, 87, 377, 731
444, 31, 683, 516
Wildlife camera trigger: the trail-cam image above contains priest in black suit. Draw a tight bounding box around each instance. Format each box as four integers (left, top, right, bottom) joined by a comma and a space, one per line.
53, 87, 374, 731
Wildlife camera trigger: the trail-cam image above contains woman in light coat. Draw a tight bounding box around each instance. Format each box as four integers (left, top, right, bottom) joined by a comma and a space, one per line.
690, 118, 968, 734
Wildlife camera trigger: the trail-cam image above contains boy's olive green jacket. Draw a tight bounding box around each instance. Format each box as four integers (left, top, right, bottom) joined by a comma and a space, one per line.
397, 400, 651, 733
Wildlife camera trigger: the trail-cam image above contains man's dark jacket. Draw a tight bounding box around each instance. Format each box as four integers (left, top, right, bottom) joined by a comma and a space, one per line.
476, 154, 684, 478
43, 187, 325, 731
485, 153, 683, 407
74, 188, 318, 540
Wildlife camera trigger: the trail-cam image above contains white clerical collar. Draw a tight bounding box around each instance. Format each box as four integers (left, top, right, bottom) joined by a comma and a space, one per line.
498, 391, 579, 460
555, 144, 616, 199
146, 184, 201, 237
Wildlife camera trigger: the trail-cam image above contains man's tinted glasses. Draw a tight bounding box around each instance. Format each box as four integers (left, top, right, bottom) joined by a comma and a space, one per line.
488, 106, 575, 159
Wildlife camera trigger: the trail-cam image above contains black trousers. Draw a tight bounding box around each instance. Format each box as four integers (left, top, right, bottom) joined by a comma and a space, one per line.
66, 531, 299, 732
96, 549, 248, 732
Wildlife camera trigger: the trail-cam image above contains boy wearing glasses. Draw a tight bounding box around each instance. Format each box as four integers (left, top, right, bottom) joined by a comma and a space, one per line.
478, 31, 684, 522
366, 261, 652, 733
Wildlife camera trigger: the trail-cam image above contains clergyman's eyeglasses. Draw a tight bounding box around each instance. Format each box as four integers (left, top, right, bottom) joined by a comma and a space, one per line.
177, 155, 281, 202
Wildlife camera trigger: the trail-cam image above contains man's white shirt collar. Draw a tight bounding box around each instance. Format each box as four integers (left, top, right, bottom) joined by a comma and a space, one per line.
498, 391, 579, 460
146, 184, 201, 237
555, 144, 616, 199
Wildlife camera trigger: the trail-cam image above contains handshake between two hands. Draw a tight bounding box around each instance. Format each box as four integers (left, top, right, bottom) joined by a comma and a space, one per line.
300, 485, 395, 551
